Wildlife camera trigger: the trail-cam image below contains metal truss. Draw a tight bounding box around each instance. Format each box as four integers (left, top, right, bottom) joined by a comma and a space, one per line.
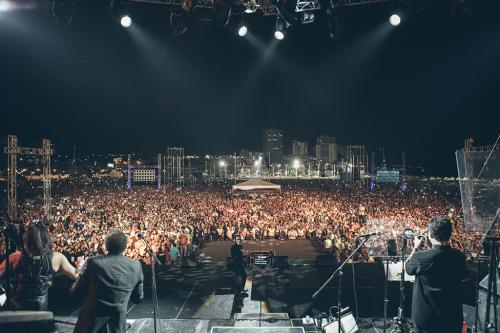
331, 0, 390, 8
165, 147, 184, 188
3, 135, 53, 222
130, 0, 278, 15
295, 0, 321, 12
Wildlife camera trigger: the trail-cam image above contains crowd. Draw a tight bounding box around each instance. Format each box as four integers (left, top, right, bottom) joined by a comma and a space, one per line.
5, 180, 482, 264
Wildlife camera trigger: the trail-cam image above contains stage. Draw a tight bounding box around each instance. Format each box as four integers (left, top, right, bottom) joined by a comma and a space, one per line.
47, 239, 479, 332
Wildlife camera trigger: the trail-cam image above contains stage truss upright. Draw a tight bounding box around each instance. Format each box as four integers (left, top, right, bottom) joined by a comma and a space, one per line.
3, 135, 53, 222
165, 147, 184, 187
346, 145, 367, 186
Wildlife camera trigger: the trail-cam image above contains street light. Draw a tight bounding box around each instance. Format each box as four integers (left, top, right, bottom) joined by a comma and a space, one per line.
293, 159, 300, 177
219, 160, 226, 178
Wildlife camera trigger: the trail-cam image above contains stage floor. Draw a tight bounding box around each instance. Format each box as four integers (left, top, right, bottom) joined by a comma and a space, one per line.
198, 239, 323, 264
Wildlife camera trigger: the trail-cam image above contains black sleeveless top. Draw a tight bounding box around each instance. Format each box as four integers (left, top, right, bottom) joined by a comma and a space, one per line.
10, 251, 55, 311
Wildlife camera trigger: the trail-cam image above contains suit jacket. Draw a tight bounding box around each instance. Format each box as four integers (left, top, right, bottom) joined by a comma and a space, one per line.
406, 245, 466, 333
70, 254, 144, 333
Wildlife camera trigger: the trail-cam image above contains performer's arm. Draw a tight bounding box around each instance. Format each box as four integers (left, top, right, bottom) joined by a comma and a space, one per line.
0, 252, 21, 278
53, 252, 80, 280
405, 236, 425, 276
69, 257, 90, 299
131, 265, 144, 304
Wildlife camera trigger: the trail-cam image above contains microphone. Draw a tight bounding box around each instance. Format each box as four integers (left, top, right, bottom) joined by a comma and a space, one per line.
356, 231, 381, 238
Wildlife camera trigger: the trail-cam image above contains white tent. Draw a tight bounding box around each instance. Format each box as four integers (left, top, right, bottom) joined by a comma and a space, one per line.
232, 179, 281, 192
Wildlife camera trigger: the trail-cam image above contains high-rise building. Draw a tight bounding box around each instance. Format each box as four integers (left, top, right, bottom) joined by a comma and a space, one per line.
262, 129, 284, 165
292, 140, 308, 157
315, 135, 337, 163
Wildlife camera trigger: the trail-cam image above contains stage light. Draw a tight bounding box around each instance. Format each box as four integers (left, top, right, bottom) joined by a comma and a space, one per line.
389, 14, 401, 26
170, 11, 189, 37
0, 1, 11, 12
111, 0, 132, 28
238, 25, 248, 37
51, 0, 74, 28
120, 15, 132, 28
274, 16, 286, 40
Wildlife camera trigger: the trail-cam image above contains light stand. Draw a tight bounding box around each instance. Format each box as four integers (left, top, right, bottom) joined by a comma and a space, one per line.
313, 235, 371, 333
141, 237, 162, 333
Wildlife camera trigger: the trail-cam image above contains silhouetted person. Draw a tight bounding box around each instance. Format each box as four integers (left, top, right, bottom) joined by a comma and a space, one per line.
231, 235, 247, 297
406, 216, 467, 333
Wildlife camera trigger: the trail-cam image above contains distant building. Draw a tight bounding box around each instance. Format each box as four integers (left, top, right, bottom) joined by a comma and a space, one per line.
262, 129, 284, 165
292, 140, 308, 157
315, 135, 337, 163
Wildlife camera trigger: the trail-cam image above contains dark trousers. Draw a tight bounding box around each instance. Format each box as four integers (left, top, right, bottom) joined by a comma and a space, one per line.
235, 262, 247, 292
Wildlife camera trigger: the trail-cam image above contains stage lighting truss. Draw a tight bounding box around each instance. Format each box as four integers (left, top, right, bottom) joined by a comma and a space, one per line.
330, 0, 389, 8
243, 0, 260, 13
129, 0, 277, 16
295, 0, 321, 23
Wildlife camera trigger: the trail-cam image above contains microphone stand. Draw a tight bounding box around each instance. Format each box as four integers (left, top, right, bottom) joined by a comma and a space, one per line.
141, 237, 162, 333
313, 236, 370, 333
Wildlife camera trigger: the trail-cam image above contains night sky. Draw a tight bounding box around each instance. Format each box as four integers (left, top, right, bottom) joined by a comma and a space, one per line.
1, 0, 499, 176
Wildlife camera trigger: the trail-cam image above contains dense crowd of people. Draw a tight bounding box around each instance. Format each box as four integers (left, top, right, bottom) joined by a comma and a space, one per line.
2, 179, 483, 264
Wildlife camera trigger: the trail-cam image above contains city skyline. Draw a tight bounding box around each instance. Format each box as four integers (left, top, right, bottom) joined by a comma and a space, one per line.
1, 1, 500, 177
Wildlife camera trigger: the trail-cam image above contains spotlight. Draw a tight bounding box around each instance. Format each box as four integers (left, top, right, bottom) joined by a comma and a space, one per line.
170, 11, 189, 37
120, 15, 132, 28
238, 25, 248, 37
274, 16, 286, 40
51, 0, 74, 28
389, 13, 401, 26
111, 0, 132, 28
274, 30, 284, 40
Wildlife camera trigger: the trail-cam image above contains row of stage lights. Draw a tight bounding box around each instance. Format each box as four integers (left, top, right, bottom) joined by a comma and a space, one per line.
50, 0, 404, 40
108, 0, 298, 39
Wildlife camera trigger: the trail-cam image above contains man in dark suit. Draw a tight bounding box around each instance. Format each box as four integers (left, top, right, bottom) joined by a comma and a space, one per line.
405, 216, 467, 333
231, 235, 247, 297
71, 229, 144, 333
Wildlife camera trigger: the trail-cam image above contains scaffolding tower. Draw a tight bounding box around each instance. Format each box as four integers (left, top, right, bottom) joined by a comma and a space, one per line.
346, 145, 367, 185
3, 135, 53, 221
165, 147, 184, 187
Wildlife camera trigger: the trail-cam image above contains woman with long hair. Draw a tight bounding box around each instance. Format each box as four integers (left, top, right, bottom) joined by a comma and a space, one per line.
0, 221, 80, 310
